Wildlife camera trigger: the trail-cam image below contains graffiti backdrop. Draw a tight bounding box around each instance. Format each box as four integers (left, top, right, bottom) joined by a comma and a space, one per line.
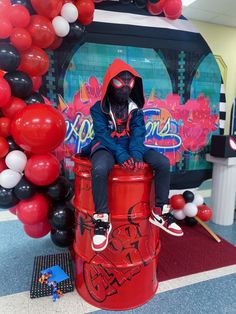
42, 3, 224, 188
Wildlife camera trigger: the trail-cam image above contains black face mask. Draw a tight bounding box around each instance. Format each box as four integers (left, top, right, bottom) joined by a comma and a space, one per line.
108, 71, 135, 104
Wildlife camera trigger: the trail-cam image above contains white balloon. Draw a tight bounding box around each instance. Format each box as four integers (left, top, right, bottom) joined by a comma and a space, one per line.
52, 16, 70, 37
0, 169, 22, 189
61, 3, 78, 23
193, 193, 204, 206
5, 150, 27, 172
183, 202, 198, 218
172, 210, 186, 220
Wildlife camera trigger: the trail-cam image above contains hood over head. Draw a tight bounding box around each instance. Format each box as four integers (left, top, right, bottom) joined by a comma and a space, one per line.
101, 58, 145, 113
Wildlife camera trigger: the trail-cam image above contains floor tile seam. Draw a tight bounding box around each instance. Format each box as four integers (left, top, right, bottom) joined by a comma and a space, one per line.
157, 264, 236, 294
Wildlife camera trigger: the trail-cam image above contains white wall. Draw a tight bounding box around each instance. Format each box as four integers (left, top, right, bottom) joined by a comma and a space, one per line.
191, 20, 236, 134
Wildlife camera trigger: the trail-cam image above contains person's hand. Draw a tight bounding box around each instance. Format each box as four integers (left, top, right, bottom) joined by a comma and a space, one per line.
134, 159, 145, 171
121, 157, 134, 170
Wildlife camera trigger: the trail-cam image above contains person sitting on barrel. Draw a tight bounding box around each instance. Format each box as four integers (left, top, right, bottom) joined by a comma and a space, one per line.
81, 58, 183, 252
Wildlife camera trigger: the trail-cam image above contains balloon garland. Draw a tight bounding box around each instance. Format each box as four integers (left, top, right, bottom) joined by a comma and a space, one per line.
170, 190, 222, 242
0, 0, 83, 246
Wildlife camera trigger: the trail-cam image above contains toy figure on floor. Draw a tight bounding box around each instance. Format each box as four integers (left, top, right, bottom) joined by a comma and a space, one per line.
81, 59, 183, 252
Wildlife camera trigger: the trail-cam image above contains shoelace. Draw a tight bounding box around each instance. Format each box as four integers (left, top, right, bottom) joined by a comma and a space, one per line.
92, 218, 110, 235
162, 212, 176, 225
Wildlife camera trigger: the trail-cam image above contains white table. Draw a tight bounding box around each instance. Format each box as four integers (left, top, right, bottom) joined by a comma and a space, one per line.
206, 154, 236, 225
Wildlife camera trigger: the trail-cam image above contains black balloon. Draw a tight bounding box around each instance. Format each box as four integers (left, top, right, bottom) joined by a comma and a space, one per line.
68, 22, 85, 40
0, 186, 19, 209
11, 0, 35, 14
4, 71, 33, 99
185, 217, 198, 227
25, 92, 45, 105
49, 202, 75, 230
51, 228, 74, 247
183, 190, 194, 203
45, 176, 74, 201
14, 177, 36, 200
6, 137, 22, 151
65, 185, 74, 201
0, 43, 20, 72
135, 0, 147, 8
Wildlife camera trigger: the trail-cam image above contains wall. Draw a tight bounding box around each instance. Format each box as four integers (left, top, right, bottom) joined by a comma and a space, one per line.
190, 20, 236, 134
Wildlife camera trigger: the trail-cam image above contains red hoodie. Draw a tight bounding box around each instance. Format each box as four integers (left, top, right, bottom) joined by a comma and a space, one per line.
100, 58, 145, 113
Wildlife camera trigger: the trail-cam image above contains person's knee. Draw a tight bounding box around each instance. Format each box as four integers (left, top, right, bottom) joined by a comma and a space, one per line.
92, 162, 113, 177
91, 164, 110, 177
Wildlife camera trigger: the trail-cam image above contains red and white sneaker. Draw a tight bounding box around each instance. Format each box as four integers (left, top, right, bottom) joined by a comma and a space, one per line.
92, 213, 112, 252
149, 205, 183, 237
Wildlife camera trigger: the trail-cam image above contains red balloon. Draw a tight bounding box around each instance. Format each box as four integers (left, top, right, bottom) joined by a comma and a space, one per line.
2, 97, 27, 119
31, 0, 63, 20
170, 194, 186, 210
24, 220, 51, 238
0, 157, 7, 172
0, 16, 13, 39
0, 136, 9, 158
0, 70, 6, 78
11, 104, 66, 154
76, 0, 95, 22
9, 205, 17, 215
0, 117, 11, 137
16, 193, 49, 225
27, 15, 56, 49
0, 77, 11, 107
79, 14, 94, 26
147, 0, 167, 15
31, 76, 42, 91
19, 46, 49, 76
197, 205, 213, 222
25, 153, 60, 186
8, 4, 30, 28
47, 36, 63, 50
10, 28, 32, 52
163, 0, 182, 20
0, 0, 11, 16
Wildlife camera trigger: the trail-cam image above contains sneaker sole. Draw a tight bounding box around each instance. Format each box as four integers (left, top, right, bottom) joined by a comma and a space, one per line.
149, 217, 183, 237
92, 224, 112, 252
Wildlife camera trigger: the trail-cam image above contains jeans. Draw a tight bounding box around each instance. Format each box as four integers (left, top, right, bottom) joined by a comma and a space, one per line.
91, 149, 170, 214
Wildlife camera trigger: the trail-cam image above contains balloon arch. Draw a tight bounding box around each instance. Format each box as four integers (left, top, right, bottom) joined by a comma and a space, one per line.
0, 0, 183, 246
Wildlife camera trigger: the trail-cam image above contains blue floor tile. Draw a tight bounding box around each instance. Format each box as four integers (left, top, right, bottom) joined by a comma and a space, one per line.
91, 274, 236, 314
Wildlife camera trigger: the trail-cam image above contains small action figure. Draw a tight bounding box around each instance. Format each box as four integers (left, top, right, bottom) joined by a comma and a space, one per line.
38, 268, 64, 302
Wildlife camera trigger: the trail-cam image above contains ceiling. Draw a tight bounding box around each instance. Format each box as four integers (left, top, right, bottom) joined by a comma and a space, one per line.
182, 0, 236, 27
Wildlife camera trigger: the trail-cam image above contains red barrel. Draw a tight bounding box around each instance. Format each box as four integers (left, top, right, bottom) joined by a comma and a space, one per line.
72, 155, 160, 310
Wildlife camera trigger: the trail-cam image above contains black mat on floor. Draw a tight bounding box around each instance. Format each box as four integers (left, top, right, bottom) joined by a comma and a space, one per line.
30, 252, 74, 299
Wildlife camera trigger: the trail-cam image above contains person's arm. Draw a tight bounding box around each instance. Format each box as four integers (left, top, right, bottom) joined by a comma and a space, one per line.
129, 110, 146, 161
90, 104, 131, 165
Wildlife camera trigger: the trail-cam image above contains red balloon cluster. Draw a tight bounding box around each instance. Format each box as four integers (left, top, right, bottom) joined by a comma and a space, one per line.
147, 0, 182, 19
0, 0, 70, 241
170, 191, 213, 223
29, 0, 94, 41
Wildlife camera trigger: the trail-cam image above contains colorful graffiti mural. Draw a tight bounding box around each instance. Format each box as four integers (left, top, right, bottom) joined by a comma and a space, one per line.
54, 43, 220, 179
